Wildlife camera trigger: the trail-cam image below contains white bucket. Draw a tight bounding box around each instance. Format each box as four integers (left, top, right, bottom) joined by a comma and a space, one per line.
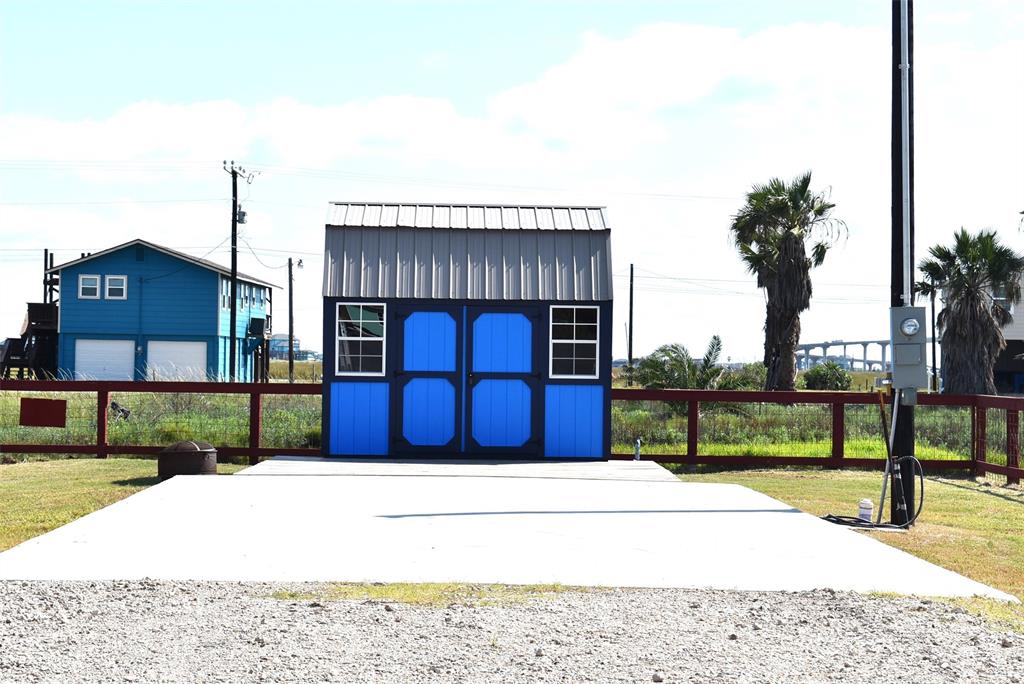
858, 498, 874, 522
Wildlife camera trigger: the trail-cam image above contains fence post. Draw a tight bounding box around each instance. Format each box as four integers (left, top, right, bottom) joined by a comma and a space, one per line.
687, 399, 699, 462
830, 401, 844, 466
1007, 409, 1020, 486
248, 392, 262, 466
96, 389, 109, 459
975, 405, 987, 478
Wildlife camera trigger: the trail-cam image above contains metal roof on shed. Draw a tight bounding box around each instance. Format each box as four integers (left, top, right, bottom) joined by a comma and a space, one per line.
327, 203, 609, 231
323, 204, 613, 301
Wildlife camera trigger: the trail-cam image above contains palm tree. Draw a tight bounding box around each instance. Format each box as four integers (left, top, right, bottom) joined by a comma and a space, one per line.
729, 171, 843, 390
634, 336, 728, 390
917, 229, 1024, 394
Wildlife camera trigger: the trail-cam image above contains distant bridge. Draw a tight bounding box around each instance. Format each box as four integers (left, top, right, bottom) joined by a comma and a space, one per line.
796, 338, 937, 372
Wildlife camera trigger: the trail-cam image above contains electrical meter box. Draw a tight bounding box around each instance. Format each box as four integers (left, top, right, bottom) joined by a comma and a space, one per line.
890, 306, 928, 391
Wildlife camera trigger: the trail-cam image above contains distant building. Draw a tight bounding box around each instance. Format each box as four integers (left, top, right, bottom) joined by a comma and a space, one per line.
269, 334, 298, 360
269, 334, 319, 361
48, 239, 277, 381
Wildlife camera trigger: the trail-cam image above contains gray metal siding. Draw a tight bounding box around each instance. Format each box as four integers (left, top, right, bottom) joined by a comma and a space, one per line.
323, 227, 612, 301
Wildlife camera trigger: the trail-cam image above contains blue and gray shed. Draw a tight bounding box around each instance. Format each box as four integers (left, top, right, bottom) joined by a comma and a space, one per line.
321, 203, 613, 459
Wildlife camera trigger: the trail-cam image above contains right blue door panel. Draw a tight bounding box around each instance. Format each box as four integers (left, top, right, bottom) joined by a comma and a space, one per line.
471, 379, 532, 447
472, 313, 532, 373
544, 385, 603, 458
467, 310, 537, 452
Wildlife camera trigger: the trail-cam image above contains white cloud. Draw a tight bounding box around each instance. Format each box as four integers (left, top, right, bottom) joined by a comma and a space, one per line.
1, 14, 1021, 363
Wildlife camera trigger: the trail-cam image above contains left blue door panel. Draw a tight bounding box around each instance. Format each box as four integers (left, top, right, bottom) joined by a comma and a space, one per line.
404, 312, 456, 371
329, 382, 389, 455
403, 378, 455, 446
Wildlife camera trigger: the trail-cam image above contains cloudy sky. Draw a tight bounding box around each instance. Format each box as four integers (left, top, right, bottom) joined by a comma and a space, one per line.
1, 0, 1021, 363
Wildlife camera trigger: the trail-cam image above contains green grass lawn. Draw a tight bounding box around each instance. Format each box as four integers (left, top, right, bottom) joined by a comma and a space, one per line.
0, 458, 244, 551
679, 468, 1024, 628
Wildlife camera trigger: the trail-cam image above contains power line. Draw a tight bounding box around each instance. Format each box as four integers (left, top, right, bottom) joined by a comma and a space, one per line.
143, 237, 231, 283
239, 237, 288, 269
0, 198, 228, 206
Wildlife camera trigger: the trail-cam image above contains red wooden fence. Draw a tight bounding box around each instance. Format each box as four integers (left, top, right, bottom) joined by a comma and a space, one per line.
608, 388, 978, 470
0, 380, 320, 465
1, 380, 1022, 483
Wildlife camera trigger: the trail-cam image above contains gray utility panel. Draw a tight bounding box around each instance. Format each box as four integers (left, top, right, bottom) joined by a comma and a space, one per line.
889, 306, 928, 391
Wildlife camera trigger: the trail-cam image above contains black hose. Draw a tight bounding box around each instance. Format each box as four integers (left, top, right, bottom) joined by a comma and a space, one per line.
822, 455, 924, 529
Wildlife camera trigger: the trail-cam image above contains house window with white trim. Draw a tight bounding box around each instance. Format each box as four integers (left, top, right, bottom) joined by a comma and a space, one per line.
221, 279, 230, 309
550, 305, 599, 378
105, 275, 127, 300
336, 303, 386, 375
994, 285, 1015, 315
78, 274, 100, 299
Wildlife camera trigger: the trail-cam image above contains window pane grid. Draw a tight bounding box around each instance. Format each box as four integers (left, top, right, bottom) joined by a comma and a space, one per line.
550, 306, 599, 378
337, 303, 386, 376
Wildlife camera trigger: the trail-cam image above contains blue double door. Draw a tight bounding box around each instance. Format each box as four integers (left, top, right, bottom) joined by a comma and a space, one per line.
392, 304, 540, 456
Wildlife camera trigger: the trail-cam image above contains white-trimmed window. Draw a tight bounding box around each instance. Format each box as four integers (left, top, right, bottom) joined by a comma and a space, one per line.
550, 305, 599, 378
221, 279, 230, 309
336, 303, 386, 375
993, 285, 1015, 314
105, 275, 127, 300
78, 274, 100, 299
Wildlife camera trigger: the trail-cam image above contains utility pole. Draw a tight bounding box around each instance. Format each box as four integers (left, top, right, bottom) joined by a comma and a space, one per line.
288, 257, 295, 384
42, 249, 49, 303
627, 263, 635, 385
223, 161, 255, 382
930, 289, 938, 391
890, 0, 916, 526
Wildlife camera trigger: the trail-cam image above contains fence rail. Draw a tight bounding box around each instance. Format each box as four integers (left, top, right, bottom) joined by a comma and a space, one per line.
610, 388, 1023, 484
1, 380, 321, 465
1, 380, 1022, 484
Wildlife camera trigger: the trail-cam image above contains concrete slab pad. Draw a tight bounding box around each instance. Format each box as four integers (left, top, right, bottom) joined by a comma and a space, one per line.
0, 458, 1012, 600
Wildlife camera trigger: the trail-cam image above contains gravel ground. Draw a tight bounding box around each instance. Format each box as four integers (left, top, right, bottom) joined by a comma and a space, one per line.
0, 581, 1021, 683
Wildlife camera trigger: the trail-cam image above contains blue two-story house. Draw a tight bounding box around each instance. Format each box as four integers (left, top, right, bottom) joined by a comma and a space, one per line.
48, 239, 277, 381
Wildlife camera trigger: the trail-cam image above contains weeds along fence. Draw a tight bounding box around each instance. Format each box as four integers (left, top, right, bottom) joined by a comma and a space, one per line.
0, 380, 320, 465
610, 388, 1021, 484
0, 380, 1020, 483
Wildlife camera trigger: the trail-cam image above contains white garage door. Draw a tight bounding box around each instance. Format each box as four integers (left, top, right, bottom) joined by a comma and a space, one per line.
147, 341, 208, 381
75, 339, 135, 380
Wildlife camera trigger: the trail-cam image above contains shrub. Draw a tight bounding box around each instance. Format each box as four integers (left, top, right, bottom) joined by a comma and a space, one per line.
802, 361, 852, 391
